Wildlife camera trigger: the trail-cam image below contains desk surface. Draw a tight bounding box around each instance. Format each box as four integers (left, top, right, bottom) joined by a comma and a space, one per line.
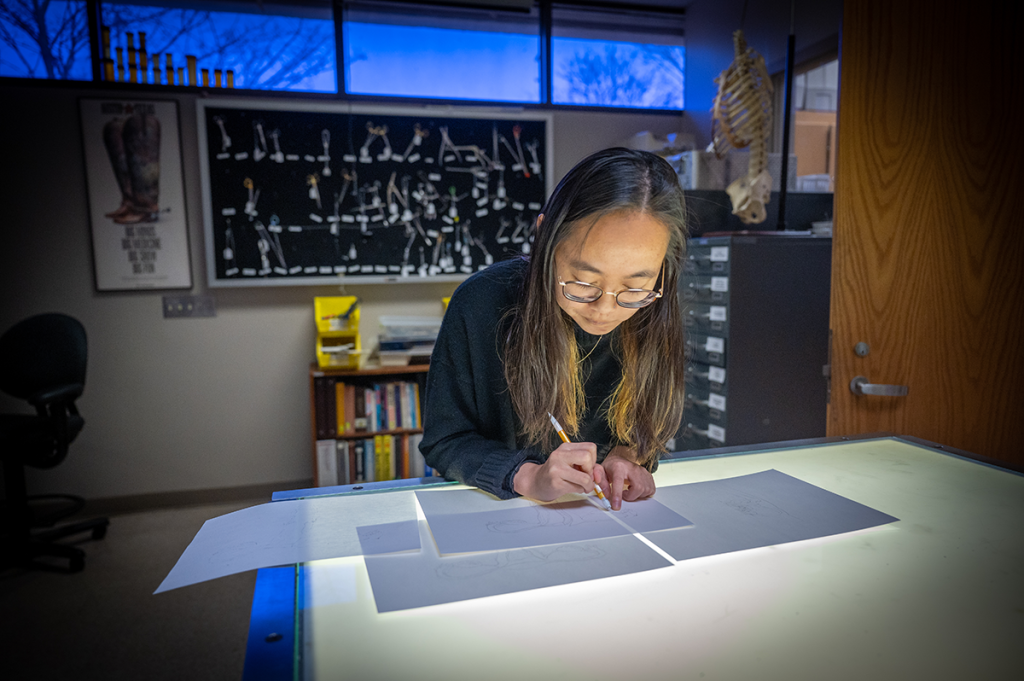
245, 436, 1024, 681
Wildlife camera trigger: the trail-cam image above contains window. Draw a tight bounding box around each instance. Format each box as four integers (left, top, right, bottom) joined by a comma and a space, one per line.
0, 0, 92, 80
2, 0, 688, 111
551, 4, 684, 110
99, 1, 337, 92
794, 60, 838, 112
342, 2, 540, 103
791, 58, 839, 188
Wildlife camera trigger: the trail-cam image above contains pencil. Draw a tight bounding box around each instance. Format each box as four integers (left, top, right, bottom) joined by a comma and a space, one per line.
547, 412, 613, 511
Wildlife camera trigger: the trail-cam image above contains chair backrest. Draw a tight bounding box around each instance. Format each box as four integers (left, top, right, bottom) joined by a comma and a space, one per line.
0, 313, 87, 401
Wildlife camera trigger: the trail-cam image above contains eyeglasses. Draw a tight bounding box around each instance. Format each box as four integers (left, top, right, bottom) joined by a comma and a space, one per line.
557, 263, 664, 309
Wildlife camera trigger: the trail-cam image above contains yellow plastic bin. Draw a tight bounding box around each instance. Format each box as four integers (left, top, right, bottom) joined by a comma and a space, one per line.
314, 296, 360, 334
316, 333, 363, 369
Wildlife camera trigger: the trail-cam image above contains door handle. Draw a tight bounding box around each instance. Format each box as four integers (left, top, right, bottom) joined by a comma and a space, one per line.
849, 376, 909, 397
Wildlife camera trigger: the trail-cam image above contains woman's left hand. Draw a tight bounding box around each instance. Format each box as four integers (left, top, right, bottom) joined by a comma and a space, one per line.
595, 446, 656, 511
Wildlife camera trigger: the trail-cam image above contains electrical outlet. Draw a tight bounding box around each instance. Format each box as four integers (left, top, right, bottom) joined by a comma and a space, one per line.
163, 294, 216, 318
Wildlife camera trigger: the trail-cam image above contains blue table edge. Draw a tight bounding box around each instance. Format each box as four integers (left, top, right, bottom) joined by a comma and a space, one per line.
241, 432, 1021, 681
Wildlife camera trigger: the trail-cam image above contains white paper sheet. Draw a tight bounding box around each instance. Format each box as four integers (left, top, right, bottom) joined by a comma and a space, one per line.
155, 492, 416, 593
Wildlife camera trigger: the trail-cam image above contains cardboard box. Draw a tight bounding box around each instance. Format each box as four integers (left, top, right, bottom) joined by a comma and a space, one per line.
670, 151, 798, 191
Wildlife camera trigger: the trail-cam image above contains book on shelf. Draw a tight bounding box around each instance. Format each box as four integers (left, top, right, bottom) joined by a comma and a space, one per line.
314, 378, 327, 440
353, 439, 365, 482
385, 384, 397, 430
408, 432, 422, 478
337, 440, 350, 485
374, 434, 387, 481
354, 387, 367, 431
365, 436, 376, 482
412, 383, 421, 429
339, 382, 352, 436
344, 383, 356, 433
366, 387, 378, 431
325, 378, 337, 438
316, 439, 338, 487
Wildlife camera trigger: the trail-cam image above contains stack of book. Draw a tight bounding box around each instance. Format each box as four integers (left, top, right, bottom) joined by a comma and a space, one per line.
316, 433, 429, 488
313, 377, 430, 486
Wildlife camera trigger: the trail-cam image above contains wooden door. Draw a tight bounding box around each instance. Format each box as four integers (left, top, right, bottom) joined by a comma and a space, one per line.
828, 1, 1024, 464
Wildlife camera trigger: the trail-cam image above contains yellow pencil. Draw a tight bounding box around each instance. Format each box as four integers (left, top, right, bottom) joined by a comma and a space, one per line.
547, 412, 613, 511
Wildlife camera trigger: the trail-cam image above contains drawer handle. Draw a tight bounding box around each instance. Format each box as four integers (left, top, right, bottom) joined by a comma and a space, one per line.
849, 376, 909, 397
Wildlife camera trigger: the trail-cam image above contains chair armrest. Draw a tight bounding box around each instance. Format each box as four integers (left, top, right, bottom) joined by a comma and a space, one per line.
29, 383, 84, 407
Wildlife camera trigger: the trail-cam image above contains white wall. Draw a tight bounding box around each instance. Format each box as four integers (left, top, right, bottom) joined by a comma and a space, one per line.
0, 83, 692, 500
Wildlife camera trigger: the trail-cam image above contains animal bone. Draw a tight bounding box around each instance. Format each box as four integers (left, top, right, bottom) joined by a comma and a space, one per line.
710, 30, 775, 224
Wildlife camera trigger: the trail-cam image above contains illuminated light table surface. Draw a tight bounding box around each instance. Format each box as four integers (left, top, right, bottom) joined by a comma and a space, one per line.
242, 435, 1024, 681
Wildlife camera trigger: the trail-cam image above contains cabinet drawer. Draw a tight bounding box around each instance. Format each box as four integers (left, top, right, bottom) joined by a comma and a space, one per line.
679, 415, 726, 447
684, 386, 727, 423
685, 362, 727, 394
679, 274, 730, 304
685, 244, 730, 274
685, 333, 726, 366
683, 302, 729, 337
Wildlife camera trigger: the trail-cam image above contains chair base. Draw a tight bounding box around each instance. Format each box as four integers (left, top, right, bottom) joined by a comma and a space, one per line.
2, 515, 110, 573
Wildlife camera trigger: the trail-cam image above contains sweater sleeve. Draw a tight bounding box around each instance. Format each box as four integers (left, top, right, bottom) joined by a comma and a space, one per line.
419, 264, 542, 499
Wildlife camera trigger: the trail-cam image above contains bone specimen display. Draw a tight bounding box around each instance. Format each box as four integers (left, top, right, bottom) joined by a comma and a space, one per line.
710, 30, 774, 224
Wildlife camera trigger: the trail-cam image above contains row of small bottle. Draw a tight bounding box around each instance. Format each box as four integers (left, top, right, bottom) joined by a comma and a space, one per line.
100, 26, 235, 88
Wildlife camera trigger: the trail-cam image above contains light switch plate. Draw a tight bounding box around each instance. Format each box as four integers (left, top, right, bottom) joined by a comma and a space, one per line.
163, 294, 216, 318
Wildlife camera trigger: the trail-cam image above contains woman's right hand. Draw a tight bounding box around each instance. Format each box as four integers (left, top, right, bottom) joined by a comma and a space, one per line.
513, 441, 598, 502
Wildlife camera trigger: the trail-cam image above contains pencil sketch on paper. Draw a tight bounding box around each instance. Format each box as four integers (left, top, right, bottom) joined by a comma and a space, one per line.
435, 543, 609, 580
484, 500, 608, 534
719, 486, 795, 519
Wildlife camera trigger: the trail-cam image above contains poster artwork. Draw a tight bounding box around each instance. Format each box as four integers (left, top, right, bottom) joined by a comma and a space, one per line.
80, 99, 192, 290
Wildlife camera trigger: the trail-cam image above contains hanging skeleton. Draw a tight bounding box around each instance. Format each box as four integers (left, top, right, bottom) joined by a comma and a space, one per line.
709, 30, 774, 224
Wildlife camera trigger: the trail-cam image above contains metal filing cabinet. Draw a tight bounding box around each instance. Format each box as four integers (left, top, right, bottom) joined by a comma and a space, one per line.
677, 234, 832, 450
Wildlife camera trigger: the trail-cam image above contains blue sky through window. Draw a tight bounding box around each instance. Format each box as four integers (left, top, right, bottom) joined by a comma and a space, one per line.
553, 37, 684, 110
99, 3, 337, 92
2, 2, 684, 110
0, 0, 92, 79
344, 21, 540, 103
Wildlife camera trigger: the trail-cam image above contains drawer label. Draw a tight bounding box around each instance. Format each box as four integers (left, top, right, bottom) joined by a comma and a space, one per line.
710, 246, 729, 262
709, 305, 727, 322
708, 366, 727, 383
705, 336, 725, 353
707, 424, 726, 442
708, 393, 727, 411
711, 276, 729, 292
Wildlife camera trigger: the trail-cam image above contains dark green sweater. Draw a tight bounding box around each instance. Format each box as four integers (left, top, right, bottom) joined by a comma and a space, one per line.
420, 258, 622, 499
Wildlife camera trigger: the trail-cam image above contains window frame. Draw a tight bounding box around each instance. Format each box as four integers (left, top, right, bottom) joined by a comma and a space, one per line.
1, 0, 687, 115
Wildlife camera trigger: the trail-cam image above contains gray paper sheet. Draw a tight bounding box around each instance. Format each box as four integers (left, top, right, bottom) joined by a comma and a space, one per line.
647, 469, 899, 560
364, 520, 673, 612
364, 469, 898, 613
357, 520, 421, 555
415, 489, 692, 554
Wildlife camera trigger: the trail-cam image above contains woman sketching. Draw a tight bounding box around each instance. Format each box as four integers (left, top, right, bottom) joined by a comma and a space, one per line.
420, 147, 688, 510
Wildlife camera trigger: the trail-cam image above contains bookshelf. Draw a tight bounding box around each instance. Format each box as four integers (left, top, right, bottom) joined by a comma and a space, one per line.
309, 362, 430, 487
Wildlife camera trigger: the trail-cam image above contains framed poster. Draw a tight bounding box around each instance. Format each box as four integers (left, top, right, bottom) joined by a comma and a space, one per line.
197, 98, 552, 287
80, 98, 192, 291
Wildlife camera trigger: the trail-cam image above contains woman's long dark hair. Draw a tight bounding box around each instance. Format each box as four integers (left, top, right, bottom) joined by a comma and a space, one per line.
504, 147, 688, 469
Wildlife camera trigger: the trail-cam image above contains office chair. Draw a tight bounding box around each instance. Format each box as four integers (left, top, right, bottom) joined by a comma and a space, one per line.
0, 313, 109, 573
